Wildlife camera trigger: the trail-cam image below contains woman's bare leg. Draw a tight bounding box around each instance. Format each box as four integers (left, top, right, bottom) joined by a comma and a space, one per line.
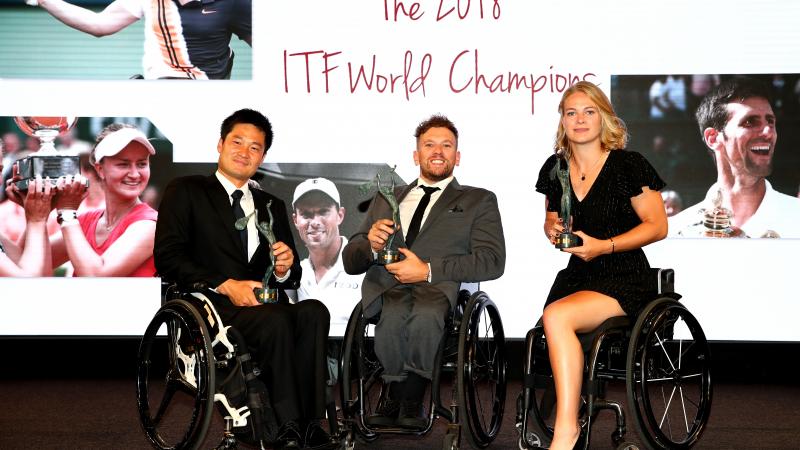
542, 291, 625, 450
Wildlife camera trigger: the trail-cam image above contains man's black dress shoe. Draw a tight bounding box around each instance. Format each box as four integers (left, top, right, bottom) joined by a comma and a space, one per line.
365, 381, 403, 427
365, 397, 401, 427
395, 399, 427, 430
275, 421, 302, 450
303, 420, 335, 450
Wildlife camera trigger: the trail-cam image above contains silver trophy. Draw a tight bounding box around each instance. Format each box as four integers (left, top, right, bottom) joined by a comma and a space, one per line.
235, 200, 280, 303
701, 189, 745, 238
554, 156, 583, 248
13, 116, 79, 190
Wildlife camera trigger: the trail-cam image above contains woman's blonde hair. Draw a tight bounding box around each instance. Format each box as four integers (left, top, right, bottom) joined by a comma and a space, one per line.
554, 81, 628, 159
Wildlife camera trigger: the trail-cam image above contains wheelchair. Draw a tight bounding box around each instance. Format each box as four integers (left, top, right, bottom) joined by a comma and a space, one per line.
338, 287, 507, 450
516, 269, 712, 450
136, 286, 339, 450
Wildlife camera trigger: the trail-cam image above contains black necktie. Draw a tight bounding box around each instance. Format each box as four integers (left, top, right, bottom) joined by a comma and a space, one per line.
231, 190, 247, 258
405, 186, 440, 248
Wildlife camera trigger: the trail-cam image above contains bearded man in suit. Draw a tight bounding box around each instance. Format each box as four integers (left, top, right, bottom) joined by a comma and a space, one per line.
154, 109, 332, 450
343, 114, 506, 429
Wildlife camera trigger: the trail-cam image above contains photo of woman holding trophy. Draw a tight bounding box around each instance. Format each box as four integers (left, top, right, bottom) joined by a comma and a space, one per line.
6, 122, 158, 277
533, 81, 668, 450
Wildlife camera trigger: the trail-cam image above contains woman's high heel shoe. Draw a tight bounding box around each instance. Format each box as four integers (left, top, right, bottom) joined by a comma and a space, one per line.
572, 419, 590, 450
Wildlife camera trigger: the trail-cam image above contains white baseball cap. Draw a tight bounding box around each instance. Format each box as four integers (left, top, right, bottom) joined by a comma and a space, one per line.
293, 177, 341, 207
93, 127, 156, 162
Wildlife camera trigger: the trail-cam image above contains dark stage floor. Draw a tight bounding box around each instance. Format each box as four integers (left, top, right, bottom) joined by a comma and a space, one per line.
1, 378, 798, 449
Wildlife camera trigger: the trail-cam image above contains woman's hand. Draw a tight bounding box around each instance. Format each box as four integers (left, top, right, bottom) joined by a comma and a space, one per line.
54, 174, 88, 210
544, 212, 564, 245
23, 177, 56, 222
562, 231, 612, 262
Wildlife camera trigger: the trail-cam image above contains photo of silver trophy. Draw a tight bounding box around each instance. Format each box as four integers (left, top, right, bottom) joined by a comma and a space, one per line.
12, 116, 80, 190
360, 165, 403, 265
235, 200, 280, 303
554, 156, 583, 249
701, 189, 746, 238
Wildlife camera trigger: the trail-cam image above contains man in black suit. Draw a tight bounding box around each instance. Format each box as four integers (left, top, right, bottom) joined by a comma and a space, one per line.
343, 115, 506, 429
154, 109, 332, 450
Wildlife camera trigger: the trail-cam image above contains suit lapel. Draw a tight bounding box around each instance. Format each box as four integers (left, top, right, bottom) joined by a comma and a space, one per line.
392, 183, 416, 248
204, 175, 247, 258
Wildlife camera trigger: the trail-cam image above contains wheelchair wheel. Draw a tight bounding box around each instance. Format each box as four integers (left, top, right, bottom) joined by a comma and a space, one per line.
626, 298, 712, 450
137, 299, 216, 450
456, 292, 506, 448
339, 303, 380, 442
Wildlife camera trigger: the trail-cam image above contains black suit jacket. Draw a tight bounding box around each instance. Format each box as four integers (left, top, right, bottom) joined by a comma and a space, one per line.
343, 178, 505, 317
154, 174, 301, 297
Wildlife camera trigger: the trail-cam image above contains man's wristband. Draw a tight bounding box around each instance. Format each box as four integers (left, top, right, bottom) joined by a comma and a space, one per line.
57, 209, 78, 227
609, 237, 615, 254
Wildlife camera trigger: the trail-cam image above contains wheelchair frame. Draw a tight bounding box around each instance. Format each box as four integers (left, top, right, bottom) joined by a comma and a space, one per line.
516, 269, 713, 450
338, 289, 507, 450
136, 290, 337, 450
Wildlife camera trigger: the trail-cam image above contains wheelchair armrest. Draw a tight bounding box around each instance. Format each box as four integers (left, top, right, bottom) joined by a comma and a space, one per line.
652, 268, 674, 294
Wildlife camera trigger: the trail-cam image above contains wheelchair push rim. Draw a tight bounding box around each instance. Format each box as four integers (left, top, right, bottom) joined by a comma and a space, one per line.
626, 298, 712, 450
137, 300, 216, 450
457, 292, 507, 448
339, 302, 381, 442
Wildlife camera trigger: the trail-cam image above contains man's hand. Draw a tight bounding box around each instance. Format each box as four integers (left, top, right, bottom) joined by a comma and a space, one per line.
272, 241, 294, 278
217, 279, 261, 306
385, 248, 429, 284
367, 219, 395, 252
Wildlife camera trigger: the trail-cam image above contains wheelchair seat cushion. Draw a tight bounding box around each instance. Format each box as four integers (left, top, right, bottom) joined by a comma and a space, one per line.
577, 315, 631, 352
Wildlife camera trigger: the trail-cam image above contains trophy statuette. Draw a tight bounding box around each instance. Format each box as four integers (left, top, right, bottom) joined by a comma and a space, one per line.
553, 156, 583, 249
235, 199, 280, 303
361, 166, 404, 265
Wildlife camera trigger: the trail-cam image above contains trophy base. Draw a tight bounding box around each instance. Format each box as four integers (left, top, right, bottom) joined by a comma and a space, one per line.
376, 249, 402, 265
703, 227, 745, 238
555, 233, 583, 249
254, 288, 279, 304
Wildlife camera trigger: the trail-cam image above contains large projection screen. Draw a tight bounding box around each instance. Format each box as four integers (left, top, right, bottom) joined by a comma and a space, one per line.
1, 0, 799, 340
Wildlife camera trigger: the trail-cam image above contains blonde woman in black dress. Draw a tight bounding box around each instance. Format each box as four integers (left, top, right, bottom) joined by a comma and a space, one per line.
535, 81, 668, 450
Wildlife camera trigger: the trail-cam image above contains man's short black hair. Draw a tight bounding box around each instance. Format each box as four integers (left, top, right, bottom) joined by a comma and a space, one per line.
220, 109, 274, 151
695, 77, 773, 134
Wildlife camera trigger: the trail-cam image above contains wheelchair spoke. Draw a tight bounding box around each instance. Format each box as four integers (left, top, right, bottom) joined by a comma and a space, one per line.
152, 380, 180, 425
658, 384, 677, 429
679, 385, 690, 434
654, 331, 678, 372
645, 376, 673, 383
680, 372, 704, 380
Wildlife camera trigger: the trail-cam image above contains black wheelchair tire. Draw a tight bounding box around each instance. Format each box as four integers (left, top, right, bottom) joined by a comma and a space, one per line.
456, 292, 507, 449
626, 297, 712, 450
137, 299, 216, 450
